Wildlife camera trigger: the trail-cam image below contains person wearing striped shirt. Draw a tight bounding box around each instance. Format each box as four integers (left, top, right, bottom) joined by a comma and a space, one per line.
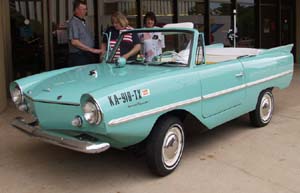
100, 11, 141, 61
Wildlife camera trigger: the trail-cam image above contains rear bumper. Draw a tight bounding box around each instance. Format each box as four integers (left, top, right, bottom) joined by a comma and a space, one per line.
11, 117, 110, 154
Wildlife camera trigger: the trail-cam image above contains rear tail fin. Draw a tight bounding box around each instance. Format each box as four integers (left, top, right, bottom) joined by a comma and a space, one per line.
259, 44, 293, 55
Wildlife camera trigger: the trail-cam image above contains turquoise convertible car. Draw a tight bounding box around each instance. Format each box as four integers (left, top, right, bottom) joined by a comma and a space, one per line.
10, 23, 294, 176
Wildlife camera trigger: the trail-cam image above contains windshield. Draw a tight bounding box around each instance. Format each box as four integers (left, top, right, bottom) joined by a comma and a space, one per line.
107, 29, 194, 67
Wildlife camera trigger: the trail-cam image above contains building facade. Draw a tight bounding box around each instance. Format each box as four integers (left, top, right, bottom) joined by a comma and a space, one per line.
1, 0, 300, 112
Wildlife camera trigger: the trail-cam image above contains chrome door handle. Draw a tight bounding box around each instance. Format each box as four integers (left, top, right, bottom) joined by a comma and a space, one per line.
235, 72, 244, 77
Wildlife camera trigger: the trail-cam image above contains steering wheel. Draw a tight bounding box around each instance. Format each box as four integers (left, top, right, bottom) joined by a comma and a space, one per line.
160, 51, 178, 57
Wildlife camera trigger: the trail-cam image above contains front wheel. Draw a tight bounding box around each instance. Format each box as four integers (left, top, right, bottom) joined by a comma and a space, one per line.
146, 116, 184, 176
249, 90, 274, 127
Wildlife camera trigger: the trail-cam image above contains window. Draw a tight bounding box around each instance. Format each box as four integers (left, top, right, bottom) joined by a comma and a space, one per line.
103, 0, 137, 27
141, 0, 174, 26
210, 0, 232, 46
178, 0, 205, 33
237, 0, 255, 47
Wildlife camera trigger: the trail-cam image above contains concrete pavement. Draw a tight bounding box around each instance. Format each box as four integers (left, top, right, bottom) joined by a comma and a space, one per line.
0, 66, 299, 193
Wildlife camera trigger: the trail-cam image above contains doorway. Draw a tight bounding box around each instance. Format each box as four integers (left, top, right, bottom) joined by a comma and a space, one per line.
260, 2, 278, 48
10, 0, 45, 79
280, 0, 294, 46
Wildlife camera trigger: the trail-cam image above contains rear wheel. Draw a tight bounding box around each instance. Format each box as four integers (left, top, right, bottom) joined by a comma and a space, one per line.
249, 90, 274, 127
146, 116, 184, 176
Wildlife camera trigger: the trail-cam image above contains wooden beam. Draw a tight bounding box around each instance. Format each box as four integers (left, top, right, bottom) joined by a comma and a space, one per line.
25, 0, 30, 18
94, 0, 99, 48
137, 0, 141, 27
41, 0, 44, 22
34, 0, 38, 20
17, 0, 22, 14
56, 0, 60, 25
66, 0, 69, 20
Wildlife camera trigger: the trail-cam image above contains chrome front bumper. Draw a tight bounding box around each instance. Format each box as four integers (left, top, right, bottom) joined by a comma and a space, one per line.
11, 117, 110, 154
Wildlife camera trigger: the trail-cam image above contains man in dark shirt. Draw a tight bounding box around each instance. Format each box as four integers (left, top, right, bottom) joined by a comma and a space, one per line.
68, 0, 100, 66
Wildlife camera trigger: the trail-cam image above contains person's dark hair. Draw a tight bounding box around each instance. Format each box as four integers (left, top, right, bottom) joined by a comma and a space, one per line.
73, 0, 86, 11
143, 11, 157, 26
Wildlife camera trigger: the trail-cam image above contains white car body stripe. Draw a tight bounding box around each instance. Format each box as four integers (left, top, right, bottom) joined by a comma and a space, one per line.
108, 96, 202, 126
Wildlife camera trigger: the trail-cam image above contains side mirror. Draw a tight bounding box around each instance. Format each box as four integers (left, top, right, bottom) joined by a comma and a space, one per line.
115, 57, 126, 68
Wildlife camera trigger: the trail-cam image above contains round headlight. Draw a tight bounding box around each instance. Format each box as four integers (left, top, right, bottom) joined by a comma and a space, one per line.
82, 100, 102, 125
10, 85, 23, 105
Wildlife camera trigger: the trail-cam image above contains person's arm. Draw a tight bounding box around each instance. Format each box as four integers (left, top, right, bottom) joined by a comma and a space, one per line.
99, 27, 112, 59
68, 19, 101, 54
99, 42, 107, 59
122, 44, 141, 60
71, 39, 101, 54
122, 31, 141, 59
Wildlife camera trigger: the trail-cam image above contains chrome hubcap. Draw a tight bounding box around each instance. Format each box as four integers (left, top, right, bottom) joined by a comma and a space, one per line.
260, 93, 273, 123
162, 124, 184, 168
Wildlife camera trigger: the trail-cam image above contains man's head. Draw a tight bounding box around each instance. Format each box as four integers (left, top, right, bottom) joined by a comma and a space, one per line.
73, 0, 87, 18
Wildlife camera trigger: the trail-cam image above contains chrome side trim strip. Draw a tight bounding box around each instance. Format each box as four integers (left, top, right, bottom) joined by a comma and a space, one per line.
203, 84, 246, 100
246, 70, 293, 87
204, 70, 293, 99
108, 70, 293, 126
108, 96, 202, 126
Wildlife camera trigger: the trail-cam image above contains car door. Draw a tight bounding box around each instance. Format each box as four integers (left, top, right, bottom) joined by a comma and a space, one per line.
198, 60, 246, 118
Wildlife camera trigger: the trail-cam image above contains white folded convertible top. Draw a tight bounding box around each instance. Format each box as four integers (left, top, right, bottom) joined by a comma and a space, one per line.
163, 22, 194, 29
206, 47, 262, 56
205, 47, 263, 63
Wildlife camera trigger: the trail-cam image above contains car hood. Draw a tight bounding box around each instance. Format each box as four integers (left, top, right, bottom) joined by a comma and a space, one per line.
26, 63, 181, 104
